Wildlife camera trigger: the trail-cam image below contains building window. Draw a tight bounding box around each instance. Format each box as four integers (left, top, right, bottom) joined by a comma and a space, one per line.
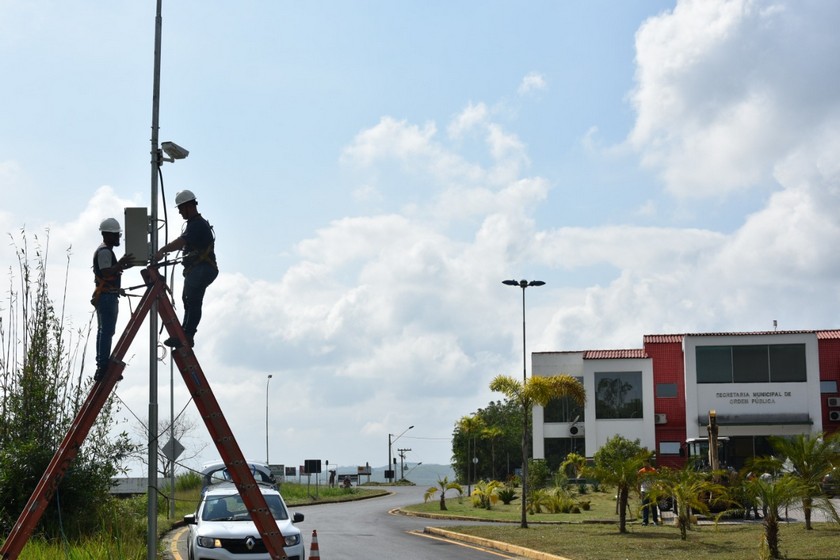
544, 437, 585, 472
821, 380, 838, 393
544, 377, 585, 422
595, 372, 643, 419
732, 345, 769, 383
655, 383, 678, 398
769, 344, 806, 382
696, 346, 733, 383
659, 441, 681, 455
696, 344, 807, 384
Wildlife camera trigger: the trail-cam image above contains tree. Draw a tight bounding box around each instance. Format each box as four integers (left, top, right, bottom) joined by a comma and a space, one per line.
424, 476, 463, 511
455, 414, 485, 495
560, 452, 587, 480
586, 435, 649, 533
489, 373, 586, 529
767, 432, 840, 530
745, 474, 811, 559
482, 425, 504, 481
648, 463, 728, 540
0, 232, 135, 538
452, 399, 521, 483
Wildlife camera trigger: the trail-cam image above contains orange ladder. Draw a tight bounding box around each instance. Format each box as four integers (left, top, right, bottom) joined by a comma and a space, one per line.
1, 266, 287, 560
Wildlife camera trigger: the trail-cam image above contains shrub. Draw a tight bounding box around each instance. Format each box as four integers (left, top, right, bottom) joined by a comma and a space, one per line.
497, 485, 517, 505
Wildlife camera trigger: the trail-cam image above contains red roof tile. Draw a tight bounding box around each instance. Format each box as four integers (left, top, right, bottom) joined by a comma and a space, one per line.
817, 330, 840, 339
583, 349, 648, 359
644, 334, 684, 344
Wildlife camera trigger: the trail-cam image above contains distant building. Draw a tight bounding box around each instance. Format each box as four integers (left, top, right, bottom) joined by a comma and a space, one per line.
533, 329, 840, 470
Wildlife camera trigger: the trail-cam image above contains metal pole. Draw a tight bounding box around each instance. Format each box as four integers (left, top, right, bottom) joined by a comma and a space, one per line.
521, 286, 526, 382
387, 434, 392, 483
148, 2, 162, 556
168, 338, 175, 519
266, 374, 273, 464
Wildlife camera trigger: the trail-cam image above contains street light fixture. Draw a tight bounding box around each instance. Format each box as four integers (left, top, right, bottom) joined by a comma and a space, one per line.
388, 425, 413, 483
265, 374, 273, 465
502, 279, 545, 381
502, 278, 545, 530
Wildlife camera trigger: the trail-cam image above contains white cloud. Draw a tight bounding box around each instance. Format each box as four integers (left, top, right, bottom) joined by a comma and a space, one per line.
628, 0, 840, 198
518, 72, 547, 96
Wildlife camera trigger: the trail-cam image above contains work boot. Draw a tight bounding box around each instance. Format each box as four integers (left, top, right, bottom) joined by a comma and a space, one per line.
163, 336, 182, 349
94, 366, 106, 382
163, 336, 195, 349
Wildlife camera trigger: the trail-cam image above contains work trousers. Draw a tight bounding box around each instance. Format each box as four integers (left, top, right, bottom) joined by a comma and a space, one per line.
182, 262, 218, 337
95, 293, 119, 369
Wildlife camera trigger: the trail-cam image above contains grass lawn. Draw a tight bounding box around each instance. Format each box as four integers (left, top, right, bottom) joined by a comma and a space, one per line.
447, 523, 840, 560
407, 487, 840, 559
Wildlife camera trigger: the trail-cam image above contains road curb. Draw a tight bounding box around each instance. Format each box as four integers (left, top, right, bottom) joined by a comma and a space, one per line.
423, 527, 574, 560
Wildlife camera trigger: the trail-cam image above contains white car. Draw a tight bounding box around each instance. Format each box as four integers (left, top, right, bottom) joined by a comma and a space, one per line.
185, 482, 305, 560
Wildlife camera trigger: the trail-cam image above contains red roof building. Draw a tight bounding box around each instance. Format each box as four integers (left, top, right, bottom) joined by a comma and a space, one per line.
533, 329, 840, 470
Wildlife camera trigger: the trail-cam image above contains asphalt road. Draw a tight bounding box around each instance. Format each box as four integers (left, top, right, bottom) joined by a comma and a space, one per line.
163, 484, 520, 560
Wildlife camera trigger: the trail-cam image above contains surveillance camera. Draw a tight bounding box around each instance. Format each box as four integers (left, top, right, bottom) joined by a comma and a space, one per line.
161, 141, 189, 160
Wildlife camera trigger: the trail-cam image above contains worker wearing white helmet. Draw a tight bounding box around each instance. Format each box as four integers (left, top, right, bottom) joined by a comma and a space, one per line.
154, 189, 218, 348
92, 218, 133, 381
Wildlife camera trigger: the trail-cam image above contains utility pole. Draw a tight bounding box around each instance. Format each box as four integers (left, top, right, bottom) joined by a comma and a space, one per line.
397, 448, 411, 480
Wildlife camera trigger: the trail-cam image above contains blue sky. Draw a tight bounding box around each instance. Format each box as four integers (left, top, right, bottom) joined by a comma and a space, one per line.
3, 0, 840, 475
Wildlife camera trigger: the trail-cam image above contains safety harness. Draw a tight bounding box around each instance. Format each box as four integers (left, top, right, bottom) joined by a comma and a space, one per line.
183, 220, 217, 273
91, 246, 122, 306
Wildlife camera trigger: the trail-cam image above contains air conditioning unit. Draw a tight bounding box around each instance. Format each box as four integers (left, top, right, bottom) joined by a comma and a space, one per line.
828, 397, 840, 408
569, 424, 585, 436
830, 410, 840, 422
654, 413, 668, 425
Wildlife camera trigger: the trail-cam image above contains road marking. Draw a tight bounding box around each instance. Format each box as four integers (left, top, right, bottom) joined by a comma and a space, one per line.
169, 526, 188, 560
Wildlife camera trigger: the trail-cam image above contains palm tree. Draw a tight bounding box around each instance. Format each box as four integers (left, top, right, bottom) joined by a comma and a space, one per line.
767, 432, 840, 529
560, 452, 587, 481
649, 463, 729, 540
424, 476, 463, 511
456, 414, 485, 496
585, 435, 649, 534
482, 425, 504, 481
490, 373, 586, 528
745, 474, 810, 559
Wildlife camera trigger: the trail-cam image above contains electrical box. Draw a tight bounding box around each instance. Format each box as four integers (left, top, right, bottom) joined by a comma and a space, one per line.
124, 207, 149, 266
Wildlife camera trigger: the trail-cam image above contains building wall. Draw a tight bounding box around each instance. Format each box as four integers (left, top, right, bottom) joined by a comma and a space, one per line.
532, 352, 655, 462
644, 338, 687, 468
818, 333, 840, 434
532, 352, 584, 461
683, 332, 821, 440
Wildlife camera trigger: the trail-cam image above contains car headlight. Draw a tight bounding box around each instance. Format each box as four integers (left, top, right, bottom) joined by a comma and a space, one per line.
284, 534, 300, 546
197, 536, 222, 549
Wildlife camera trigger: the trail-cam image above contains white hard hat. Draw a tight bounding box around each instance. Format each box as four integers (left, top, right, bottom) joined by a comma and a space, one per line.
99, 218, 122, 233
175, 189, 197, 207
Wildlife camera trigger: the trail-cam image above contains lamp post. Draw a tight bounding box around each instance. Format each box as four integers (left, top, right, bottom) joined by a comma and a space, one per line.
388, 425, 413, 483
502, 279, 545, 382
265, 374, 273, 465
502, 278, 544, 529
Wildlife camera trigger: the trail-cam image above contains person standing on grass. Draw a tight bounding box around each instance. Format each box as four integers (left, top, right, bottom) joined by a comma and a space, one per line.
638, 461, 659, 525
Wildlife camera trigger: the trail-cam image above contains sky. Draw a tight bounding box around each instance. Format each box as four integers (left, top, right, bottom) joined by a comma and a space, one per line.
2, 0, 840, 477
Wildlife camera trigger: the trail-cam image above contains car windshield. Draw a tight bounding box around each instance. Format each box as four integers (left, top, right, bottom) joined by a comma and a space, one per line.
201, 494, 289, 521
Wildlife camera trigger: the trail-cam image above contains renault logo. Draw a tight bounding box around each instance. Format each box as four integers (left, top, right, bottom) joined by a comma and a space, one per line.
245, 537, 256, 551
